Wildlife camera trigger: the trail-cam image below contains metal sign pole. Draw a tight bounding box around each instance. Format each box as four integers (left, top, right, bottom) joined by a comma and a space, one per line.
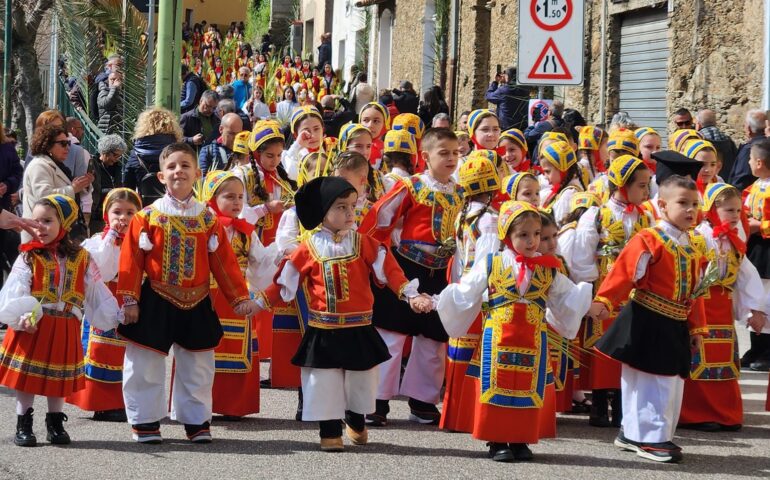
2, 0, 12, 127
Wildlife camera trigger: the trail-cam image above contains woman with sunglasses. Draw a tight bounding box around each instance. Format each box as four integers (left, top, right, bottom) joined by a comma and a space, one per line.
21, 125, 90, 241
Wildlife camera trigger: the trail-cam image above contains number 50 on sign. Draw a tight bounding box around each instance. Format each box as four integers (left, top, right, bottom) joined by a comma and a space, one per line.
518, 0, 585, 86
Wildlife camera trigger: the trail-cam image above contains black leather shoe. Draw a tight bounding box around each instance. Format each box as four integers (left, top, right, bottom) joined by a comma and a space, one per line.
679, 422, 720, 432
510, 443, 534, 461
589, 414, 612, 427
45, 412, 71, 445
487, 442, 514, 462
14, 408, 36, 447
92, 409, 127, 423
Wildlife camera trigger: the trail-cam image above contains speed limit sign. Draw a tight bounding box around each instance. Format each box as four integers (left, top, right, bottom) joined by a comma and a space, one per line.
518, 0, 585, 86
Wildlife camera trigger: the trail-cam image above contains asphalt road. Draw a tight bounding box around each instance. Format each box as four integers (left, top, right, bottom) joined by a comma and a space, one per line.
0, 329, 766, 480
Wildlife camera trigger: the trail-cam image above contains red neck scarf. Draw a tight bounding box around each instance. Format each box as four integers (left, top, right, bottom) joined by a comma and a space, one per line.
208, 200, 255, 236
20, 229, 66, 253
696, 177, 707, 196
642, 158, 657, 173
515, 159, 532, 173
708, 210, 746, 254
592, 150, 607, 174
101, 224, 125, 242
544, 173, 564, 207
617, 190, 644, 215
504, 245, 563, 289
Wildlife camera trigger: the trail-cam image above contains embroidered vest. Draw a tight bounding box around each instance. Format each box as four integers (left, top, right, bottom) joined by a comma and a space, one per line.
477, 253, 555, 408
30, 249, 89, 312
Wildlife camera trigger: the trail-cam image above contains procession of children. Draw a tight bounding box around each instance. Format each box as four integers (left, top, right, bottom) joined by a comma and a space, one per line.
1, 103, 769, 466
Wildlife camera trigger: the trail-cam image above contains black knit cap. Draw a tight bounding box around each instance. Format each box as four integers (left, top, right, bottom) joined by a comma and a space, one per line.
652, 150, 702, 186
295, 176, 358, 230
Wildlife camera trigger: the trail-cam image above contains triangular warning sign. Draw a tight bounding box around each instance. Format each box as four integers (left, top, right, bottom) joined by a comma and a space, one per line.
528, 38, 573, 81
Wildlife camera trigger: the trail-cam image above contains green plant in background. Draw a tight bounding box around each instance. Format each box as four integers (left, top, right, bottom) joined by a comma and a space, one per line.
58, 0, 148, 148
263, 55, 282, 107
245, 0, 271, 47
433, 0, 450, 90
354, 6, 372, 75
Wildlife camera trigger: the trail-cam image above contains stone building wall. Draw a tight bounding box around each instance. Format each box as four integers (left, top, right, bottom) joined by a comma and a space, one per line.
389, 0, 427, 93
564, 0, 765, 139
455, 0, 493, 116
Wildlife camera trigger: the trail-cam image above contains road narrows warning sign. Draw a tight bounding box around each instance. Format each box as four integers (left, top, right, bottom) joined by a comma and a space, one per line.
528, 38, 572, 80
518, 0, 584, 86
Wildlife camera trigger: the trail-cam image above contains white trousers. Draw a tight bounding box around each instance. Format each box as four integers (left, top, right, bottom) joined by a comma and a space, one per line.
621, 364, 684, 443
376, 328, 446, 405
300, 367, 378, 421
122, 343, 215, 425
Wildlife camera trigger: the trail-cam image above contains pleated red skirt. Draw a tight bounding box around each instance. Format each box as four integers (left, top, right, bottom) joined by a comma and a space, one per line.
0, 313, 84, 397
440, 316, 482, 433
66, 328, 125, 411
472, 380, 556, 444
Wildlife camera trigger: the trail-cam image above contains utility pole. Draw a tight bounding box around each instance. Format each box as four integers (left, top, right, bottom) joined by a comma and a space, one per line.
48, 9, 58, 110
146, 0, 155, 107
155, 0, 182, 114
2, 0, 12, 127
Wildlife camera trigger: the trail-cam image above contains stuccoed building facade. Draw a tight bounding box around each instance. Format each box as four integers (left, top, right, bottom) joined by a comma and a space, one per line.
330, 0, 767, 141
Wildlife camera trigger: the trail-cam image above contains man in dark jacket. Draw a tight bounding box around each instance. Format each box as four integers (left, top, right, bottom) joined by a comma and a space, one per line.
198, 113, 243, 176
696, 109, 738, 180
89, 54, 123, 123
180, 90, 221, 151
392, 81, 419, 115
180, 64, 207, 114
729, 109, 767, 191
485, 67, 530, 130
90, 134, 126, 233
317, 33, 332, 70
321, 95, 356, 138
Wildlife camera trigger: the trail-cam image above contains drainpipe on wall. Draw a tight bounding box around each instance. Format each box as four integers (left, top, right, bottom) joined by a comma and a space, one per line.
446, 0, 460, 118
599, 0, 607, 125
764, 0, 770, 110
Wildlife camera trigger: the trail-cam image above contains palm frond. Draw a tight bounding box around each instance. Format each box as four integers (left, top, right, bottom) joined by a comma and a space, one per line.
58, 0, 148, 144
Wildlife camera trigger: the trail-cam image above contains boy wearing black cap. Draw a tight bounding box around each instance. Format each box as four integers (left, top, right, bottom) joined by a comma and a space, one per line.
256, 176, 430, 452
587, 162, 708, 463
641, 150, 704, 221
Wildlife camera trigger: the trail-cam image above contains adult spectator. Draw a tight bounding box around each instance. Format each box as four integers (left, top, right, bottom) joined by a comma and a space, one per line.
231, 67, 252, 111
22, 125, 91, 240
275, 85, 300, 128
671, 107, 695, 131
485, 67, 530, 130
30, 111, 93, 222
97, 70, 123, 134
392, 81, 419, 115
524, 99, 564, 154
317, 33, 332, 70
260, 33, 272, 55
198, 113, 243, 176
218, 98, 252, 132
418, 86, 449, 128
66, 117, 85, 143
609, 111, 637, 131
351, 72, 375, 115
180, 90, 220, 149
90, 134, 126, 233
321, 94, 356, 138
243, 85, 271, 123
0, 123, 23, 282
696, 108, 738, 180
90, 54, 123, 123
379, 90, 400, 119
180, 64, 206, 114
729, 109, 767, 190
123, 107, 182, 201
432, 113, 451, 129
457, 111, 471, 132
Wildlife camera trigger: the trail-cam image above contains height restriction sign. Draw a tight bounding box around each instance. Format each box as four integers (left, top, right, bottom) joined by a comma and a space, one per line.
517, 0, 585, 86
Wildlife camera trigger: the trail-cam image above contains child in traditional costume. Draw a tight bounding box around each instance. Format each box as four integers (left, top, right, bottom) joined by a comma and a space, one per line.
257, 176, 428, 451
66, 189, 142, 422
359, 128, 463, 426
202, 170, 279, 418
589, 159, 709, 463
441, 156, 501, 433
679, 183, 767, 431
0, 194, 121, 446
436, 201, 592, 462
539, 140, 585, 226
118, 143, 255, 444
573, 155, 653, 428
359, 102, 391, 169
498, 128, 532, 174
